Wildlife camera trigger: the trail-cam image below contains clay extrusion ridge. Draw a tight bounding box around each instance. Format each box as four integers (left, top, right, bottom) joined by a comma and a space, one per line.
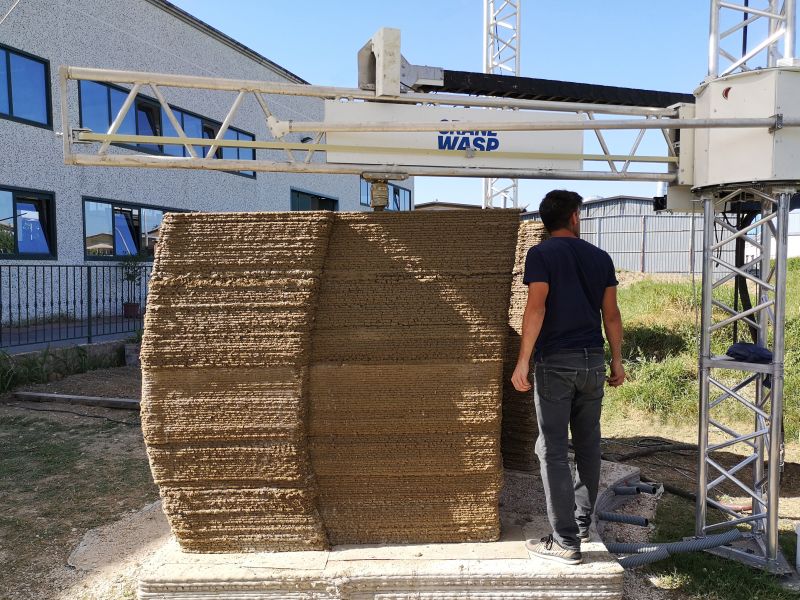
501, 221, 548, 472
141, 210, 522, 552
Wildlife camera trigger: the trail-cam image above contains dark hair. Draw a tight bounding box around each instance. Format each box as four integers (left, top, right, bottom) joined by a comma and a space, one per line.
539, 190, 583, 232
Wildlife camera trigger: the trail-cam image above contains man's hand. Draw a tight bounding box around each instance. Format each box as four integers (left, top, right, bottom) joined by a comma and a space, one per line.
607, 358, 625, 387
512, 360, 532, 392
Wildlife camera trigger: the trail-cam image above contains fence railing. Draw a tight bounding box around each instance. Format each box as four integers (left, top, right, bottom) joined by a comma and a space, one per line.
0, 264, 152, 348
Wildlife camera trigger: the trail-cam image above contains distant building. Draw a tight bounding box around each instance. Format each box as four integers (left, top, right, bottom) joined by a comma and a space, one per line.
0, 0, 415, 349
524, 195, 704, 273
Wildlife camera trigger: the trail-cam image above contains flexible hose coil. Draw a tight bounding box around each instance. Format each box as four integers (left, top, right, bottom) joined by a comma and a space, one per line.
618, 547, 671, 569
596, 511, 649, 527
606, 528, 743, 556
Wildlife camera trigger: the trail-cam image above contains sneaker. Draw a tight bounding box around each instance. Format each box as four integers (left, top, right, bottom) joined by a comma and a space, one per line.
526, 534, 582, 565
577, 529, 590, 542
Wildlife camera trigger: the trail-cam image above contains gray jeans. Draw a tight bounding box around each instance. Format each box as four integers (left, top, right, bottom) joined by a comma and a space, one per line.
533, 348, 605, 551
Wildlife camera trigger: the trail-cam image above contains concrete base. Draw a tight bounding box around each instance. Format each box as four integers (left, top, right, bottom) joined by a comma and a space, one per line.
138, 463, 636, 599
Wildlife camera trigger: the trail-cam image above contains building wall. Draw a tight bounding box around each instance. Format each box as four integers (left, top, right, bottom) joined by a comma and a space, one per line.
0, 0, 412, 267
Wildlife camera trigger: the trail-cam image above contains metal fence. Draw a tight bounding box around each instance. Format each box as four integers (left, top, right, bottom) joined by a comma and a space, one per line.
0, 264, 152, 348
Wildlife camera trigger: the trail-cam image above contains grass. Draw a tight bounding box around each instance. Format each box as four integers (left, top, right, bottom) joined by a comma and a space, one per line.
606, 257, 800, 439
0, 411, 158, 597
644, 495, 798, 600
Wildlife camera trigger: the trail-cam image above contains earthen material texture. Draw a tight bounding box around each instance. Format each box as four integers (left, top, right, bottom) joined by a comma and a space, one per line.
501, 221, 548, 472
140, 210, 520, 552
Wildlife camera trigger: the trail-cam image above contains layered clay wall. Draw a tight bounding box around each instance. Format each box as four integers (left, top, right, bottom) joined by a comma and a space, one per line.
501, 221, 548, 472
140, 210, 519, 552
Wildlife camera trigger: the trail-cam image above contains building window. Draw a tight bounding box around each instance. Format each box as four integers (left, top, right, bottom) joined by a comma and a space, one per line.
83, 198, 175, 260
290, 190, 338, 211
79, 81, 255, 177
0, 187, 56, 258
0, 44, 51, 127
388, 184, 412, 211
359, 179, 412, 211
360, 178, 371, 207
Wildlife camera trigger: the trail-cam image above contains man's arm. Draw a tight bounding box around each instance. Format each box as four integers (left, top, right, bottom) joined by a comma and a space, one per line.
601, 286, 625, 386
511, 282, 548, 392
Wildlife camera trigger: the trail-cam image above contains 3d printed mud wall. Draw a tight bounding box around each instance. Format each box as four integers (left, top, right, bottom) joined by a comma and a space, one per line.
501, 221, 548, 472
140, 210, 519, 552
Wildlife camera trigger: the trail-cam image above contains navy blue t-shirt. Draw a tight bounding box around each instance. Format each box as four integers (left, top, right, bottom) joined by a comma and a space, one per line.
523, 236, 618, 357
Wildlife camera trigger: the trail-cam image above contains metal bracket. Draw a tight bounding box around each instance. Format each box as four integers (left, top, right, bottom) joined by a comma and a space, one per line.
362, 172, 409, 182
769, 114, 784, 133
400, 57, 444, 90
70, 128, 93, 144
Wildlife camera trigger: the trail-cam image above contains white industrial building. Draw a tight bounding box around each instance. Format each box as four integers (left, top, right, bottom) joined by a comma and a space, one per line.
524, 195, 800, 273
0, 0, 412, 348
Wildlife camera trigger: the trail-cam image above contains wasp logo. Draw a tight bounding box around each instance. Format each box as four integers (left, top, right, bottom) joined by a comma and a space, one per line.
437, 120, 500, 152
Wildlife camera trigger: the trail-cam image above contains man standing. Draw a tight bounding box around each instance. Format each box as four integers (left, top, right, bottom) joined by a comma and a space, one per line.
511, 189, 624, 565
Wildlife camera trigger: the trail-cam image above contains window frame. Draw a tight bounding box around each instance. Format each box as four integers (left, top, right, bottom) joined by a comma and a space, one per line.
78, 81, 256, 179
290, 188, 339, 212
0, 184, 57, 260
82, 196, 183, 262
360, 177, 371, 207
387, 183, 412, 212
0, 43, 52, 130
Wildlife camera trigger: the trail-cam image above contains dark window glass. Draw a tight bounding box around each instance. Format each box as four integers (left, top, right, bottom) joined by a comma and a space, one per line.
16, 199, 50, 254
202, 122, 222, 159
113, 207, 139, 256
109, 87, 136, 135
181, 112, 203, 157
136, 101, 160, 152
85, 201, 113, 257
360, 178, 371, 206
0, 191, 13, 254
0, 50, 8, 115
141, 208, 164, 256
0, 189, 55, 257
237, 130, 255, 177
8, 52, 48, 124
80, 81, 110, 134
160, 108, 183, 156
290, 190, 337, 211
222, 128, 238, 160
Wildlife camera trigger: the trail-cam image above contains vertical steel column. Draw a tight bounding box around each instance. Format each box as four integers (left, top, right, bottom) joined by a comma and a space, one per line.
767, 191, 790, 560
696, 195, 715, 536
785, 0, 797, 61
752, 195, 773, 536
709, 0, 721, 77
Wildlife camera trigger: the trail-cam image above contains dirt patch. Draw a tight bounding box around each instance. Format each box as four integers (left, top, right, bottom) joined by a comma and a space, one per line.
15, 365, 141, 399
0, 395, 157, 600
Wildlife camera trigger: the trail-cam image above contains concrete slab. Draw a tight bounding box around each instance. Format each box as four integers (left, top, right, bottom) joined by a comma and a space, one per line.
137, 462, 638, 599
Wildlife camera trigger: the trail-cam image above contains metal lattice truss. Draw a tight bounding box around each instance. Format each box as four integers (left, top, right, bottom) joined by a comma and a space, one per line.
696, 187, 792, 573
60, 67, 800, 183
483, 0, 521, 75
709, 0, 797, 77
483, 0, 521, 208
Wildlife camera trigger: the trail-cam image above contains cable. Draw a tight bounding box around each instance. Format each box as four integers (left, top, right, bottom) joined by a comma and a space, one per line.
6, 402, 139, 426
0, 0, 22, 27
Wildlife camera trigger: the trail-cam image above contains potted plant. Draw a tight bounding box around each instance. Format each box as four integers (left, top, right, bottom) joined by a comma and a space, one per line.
120, 252, 147, 318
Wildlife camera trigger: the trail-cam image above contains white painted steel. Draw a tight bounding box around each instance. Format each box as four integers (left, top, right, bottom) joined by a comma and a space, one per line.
483, 0, 521, 208
709, 0, 796, 77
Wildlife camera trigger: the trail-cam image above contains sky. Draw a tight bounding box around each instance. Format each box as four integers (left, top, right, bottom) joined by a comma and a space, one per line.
169, 1, 736, 209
